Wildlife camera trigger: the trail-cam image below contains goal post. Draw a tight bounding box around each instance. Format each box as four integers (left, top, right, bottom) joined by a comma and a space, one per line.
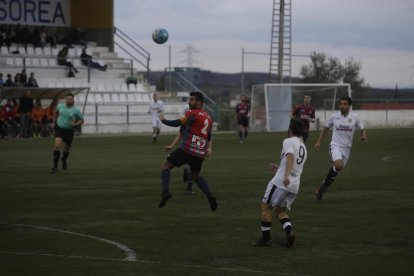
250, 83, 352, 132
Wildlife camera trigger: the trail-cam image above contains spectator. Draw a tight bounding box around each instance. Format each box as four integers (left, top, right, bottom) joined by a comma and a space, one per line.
0, 104, 7, 138
4, 74, 16, 87
18, 90, 34, 138
20, 69, 27, 84
57, 46, 78, 75
0, 26, 6, 47
3, 98, 19, 138
31, 99, 46, 137
44, 98, 58, 135
14, 73, 23, 87
0, 73, 4, 86
80, 48, 107, 71
26, 72, 39, 87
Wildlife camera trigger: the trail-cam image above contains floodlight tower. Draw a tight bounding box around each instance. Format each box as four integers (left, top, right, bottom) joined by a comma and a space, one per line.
269, 0, 292, 83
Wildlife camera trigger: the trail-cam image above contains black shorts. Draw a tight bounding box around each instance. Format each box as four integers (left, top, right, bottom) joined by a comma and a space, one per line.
167, 148, 204, 173
54, 125, 75, 146
237, 116, 249, 127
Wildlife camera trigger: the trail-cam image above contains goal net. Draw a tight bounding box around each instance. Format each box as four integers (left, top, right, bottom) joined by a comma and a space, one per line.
249, 83, 352, 132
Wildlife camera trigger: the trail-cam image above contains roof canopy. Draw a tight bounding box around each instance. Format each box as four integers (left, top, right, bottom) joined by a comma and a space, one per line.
0, 87, 89, 102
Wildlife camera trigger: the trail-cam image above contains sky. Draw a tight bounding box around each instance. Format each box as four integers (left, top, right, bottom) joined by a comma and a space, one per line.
114, 0, 414, 88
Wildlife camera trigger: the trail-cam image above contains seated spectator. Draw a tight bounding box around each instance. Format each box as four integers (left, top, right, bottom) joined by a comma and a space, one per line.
14, 73, 23, 87
4, 74, 16, 87
57, 46, 78, 75
26, 72, 39, 87
80, 48, 107, 71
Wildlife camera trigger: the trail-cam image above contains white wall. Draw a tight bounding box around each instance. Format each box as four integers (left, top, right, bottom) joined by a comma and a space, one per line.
314, 110, 414, 129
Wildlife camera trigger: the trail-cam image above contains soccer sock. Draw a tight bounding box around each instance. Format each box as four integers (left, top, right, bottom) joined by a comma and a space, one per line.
261, 221, 272, 241
53, 150, 60, 168
195, 176, 212, 198
322, 166, 338, 190
280, 218, 292, 235
244, 130, 248, 139
187, 181, 193, 190
62, 151, 70, 161
160, 169, 171, 193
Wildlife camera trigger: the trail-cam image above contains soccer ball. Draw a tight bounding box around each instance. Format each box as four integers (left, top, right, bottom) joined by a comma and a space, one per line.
152, 28, 169, 44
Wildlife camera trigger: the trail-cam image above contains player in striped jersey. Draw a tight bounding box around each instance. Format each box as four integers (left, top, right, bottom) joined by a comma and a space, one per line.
314, 96, 367, 201
158, 91, 217, 211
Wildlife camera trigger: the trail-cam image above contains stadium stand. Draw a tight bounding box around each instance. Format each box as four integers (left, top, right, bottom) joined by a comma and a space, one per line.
0, 39, 185, 134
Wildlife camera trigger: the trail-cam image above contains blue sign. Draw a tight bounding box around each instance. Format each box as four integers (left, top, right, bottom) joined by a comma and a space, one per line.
0, 0, 71, 26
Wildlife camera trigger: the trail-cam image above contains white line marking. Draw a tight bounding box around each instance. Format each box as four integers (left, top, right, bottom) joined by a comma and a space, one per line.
0, 250, 310, 275
0, 223, 312, 275
10, 223, 136, 261
381, 155, 399, 162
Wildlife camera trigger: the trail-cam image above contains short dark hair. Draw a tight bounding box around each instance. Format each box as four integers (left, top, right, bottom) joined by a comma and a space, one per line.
190, 91, 204, 103
340, 96, 352, 105
66, 93, 74, 98
289, 118, 304, 137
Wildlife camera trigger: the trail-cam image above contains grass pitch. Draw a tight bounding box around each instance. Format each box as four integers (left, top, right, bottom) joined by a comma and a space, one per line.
1, 129, 414, 275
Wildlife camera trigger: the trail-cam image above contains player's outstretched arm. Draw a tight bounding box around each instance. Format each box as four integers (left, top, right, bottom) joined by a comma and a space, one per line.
360, 129, 367, 142
165, 133, 182, 151
314, 127, 329, 151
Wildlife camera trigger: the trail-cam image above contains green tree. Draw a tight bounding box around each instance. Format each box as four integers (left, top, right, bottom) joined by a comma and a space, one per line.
300, 52, 366, 96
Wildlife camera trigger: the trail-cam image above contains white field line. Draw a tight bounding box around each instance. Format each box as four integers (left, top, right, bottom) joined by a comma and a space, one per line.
8, 223, 136, 261
0, 223, 312, 276
381, 155, 399, 161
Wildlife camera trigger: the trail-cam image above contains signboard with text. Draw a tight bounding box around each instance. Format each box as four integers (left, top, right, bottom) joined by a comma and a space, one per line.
0, 0, 71, 27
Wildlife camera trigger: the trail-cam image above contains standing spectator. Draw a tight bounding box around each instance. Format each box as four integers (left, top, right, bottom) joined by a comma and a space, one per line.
0, 25, 6, 47
26, 72, 39, 87
0, 73, 4, 86
80, 48, 107, 71
0, 104, 7, 138
50, 93, 84, 174
44, 98, 58, 135
253, 118, 307, 247
31, 99, 45, 137
4, 74, 16, 87
158, 91, 217, 211
314, 96, 367, 201
3, 99, 19, 137
18, 90, 34, 138
57, 46, 78, 75
235, 94, 250, 143
20, 69, 27, 85
148, 93, 164, 143
291, 95, 315, 142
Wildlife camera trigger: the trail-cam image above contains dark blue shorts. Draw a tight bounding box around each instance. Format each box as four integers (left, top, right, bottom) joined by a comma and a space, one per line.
167, 148, 204, 173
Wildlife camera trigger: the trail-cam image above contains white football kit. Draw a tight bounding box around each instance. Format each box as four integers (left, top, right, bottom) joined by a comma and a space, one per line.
325, 111, 364, 167
262, 136, 307, 208
148, 100, 164, 128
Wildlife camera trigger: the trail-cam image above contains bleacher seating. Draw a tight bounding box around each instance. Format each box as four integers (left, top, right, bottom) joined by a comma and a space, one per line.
0, 40, 185, 134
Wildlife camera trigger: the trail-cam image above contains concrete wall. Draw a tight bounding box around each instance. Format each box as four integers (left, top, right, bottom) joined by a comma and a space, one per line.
314, 110, 414, 130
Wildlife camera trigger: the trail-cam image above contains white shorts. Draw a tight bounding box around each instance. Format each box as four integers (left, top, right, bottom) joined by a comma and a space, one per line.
262, 184, 297, 210
152, 116, 162, 129
329, 144, 351, 168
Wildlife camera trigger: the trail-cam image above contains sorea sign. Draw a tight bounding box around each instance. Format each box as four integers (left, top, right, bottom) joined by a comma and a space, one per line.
0, 0, 70, 26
